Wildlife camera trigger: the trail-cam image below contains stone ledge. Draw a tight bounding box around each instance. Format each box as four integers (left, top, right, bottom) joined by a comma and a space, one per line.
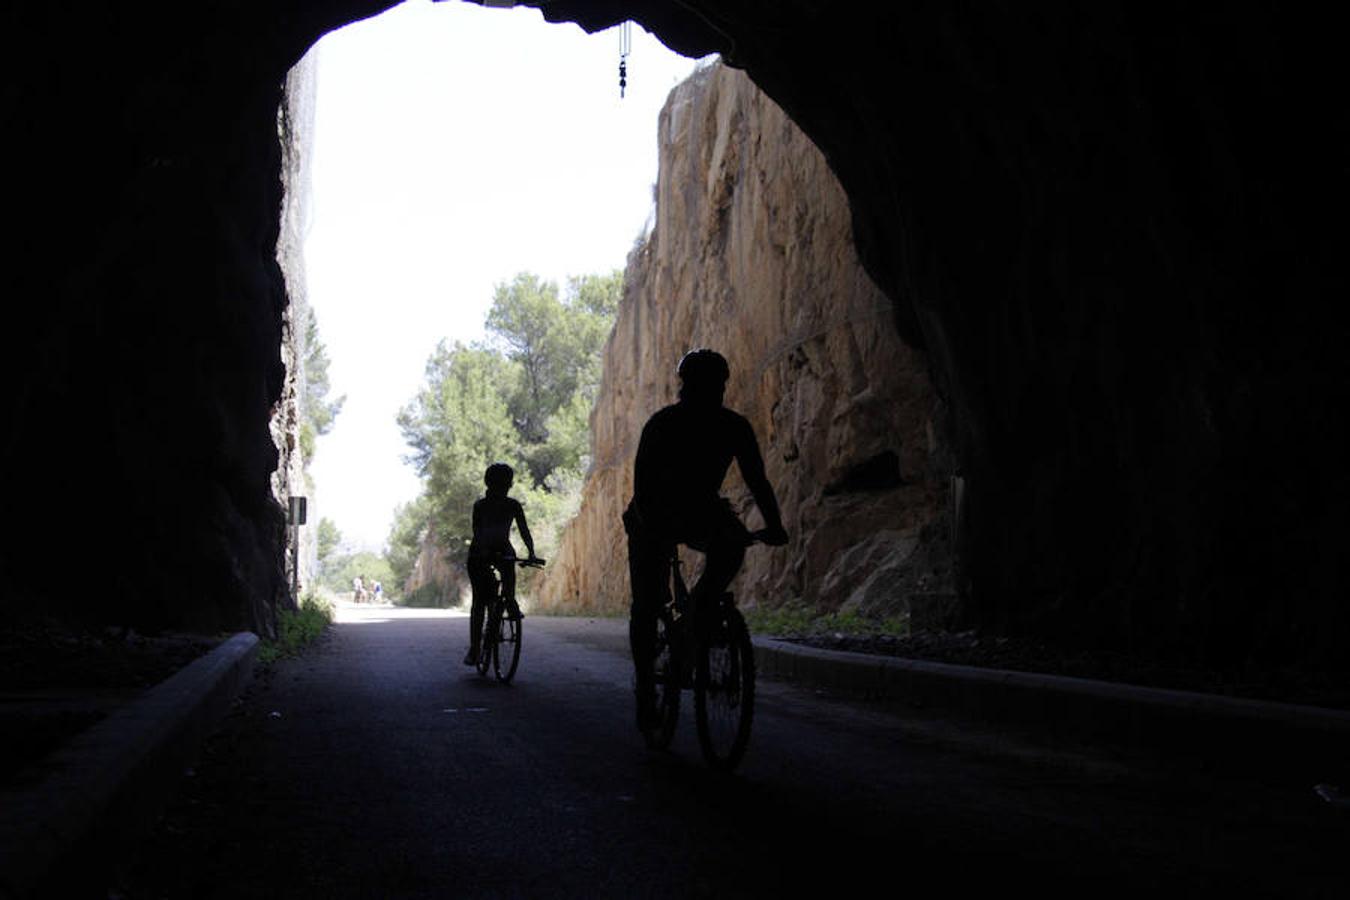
0, 632, 258, 900
753, 636, 1350, 779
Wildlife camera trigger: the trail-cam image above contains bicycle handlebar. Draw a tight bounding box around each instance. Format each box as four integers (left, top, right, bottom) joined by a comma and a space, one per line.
482, 554, 546, 568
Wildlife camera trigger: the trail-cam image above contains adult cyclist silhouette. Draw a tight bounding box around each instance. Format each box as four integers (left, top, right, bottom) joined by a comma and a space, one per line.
623, 348, 788, 729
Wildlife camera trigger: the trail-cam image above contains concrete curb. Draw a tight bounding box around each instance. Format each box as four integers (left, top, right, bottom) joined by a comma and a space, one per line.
753, 637, 1350, 778
0, 631, 259, 900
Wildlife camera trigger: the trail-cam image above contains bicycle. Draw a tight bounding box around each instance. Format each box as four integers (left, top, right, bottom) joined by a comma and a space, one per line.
639, 531, 769, 771
476, 555, 544, 684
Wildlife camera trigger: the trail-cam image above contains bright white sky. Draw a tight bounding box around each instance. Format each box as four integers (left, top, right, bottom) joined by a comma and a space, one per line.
303, 0, 707, 551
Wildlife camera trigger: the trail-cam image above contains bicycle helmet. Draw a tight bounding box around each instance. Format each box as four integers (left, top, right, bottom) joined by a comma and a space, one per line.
676, 348, 730, 387
484, 462, 514, 490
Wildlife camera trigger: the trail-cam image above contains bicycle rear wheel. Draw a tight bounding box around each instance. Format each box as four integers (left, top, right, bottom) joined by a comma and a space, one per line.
476, 606, 495, 677
641, 609, 681, 749
694, 600, 755, 771
493, 613, 521, 683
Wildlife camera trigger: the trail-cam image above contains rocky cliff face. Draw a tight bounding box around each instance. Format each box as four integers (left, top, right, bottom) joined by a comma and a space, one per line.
272, 49, 321, 599
536, 64, 951, 618
404, 519, 468, 606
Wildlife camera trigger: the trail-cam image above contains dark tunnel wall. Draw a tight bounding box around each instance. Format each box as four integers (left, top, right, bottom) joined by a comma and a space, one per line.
3, 2, 1346, 671
672, 2, 1350, 671
554, 2, 1350, 672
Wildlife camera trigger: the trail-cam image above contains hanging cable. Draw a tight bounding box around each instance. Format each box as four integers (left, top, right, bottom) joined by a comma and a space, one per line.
618, 21, 632, 98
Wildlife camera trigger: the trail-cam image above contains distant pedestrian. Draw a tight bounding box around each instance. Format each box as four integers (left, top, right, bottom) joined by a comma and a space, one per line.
353, 574, 366, 603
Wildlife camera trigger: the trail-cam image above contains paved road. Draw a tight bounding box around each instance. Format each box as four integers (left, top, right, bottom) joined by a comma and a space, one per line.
118, 605, 1345, 899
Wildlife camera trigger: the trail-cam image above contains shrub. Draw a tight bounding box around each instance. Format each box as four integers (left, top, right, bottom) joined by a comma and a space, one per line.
259, 591, 334, 664
400, 582, 452, 609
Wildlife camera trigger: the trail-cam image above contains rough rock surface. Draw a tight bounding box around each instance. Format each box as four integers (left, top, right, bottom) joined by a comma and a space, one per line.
536, 64, 950, 618
535, 3, 1350, 674
404, 520, 468, 606
272, 50, 322, 600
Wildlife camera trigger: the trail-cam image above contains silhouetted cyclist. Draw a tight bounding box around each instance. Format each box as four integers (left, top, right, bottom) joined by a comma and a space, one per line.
465, 462, 538, 666
623, 348, 788, 728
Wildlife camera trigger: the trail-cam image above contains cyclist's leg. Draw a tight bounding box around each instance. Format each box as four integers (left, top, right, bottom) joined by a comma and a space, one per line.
625, 513, 669, 719
499, 559, 522, 619
688, 502, 748, 620
465, 558, 493, 663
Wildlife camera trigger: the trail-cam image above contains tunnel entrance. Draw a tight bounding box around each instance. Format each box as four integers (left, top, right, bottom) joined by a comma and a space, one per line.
277, 1, 953, 633
5, 1, 1346, 679
273, 2, 713, 610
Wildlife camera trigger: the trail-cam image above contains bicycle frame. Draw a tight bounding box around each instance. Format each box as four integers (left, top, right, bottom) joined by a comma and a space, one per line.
476, 556, 543, 683
665, 548, 712, 674
645, 541, 758, 769
664, 545, 733, 648
667, 551, 690, 621
490, 566, 510, 610
483, 554, 542, 611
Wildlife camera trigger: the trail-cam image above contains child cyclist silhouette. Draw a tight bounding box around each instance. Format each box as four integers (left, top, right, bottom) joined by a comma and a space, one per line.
464, 462, 539, 666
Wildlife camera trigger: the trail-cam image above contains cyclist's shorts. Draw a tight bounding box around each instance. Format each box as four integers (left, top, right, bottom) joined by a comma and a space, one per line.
625, 497, 747, 552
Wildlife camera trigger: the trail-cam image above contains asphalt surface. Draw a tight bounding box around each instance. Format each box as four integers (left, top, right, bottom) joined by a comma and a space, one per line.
91, 604, 1345, 899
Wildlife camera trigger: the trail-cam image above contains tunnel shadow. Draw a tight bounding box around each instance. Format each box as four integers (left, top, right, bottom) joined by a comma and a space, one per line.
632, 750, 1087, 896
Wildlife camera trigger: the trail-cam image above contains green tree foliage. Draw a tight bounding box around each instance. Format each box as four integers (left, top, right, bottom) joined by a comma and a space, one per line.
485, 273, 565, 449
484, 271, 620, 484
396, 270, 621, 576
398, 342, 527, 561
569, 270, 623, 318
386, 497, 431, 592
298, 303, 346, 462
316, 518, 342, 573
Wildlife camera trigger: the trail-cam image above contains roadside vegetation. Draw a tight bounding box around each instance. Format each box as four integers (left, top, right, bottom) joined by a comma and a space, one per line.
258, 590, 335, 664
399, 582, 449, 608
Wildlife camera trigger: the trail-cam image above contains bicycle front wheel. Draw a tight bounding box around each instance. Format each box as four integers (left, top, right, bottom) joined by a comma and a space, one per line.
493, 613, 521, 683
694, 602, 755, 771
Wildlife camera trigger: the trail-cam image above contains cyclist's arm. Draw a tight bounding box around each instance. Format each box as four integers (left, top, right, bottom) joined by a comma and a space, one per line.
734, 419, 787, 541
631, 415, 663, 523
513, 501, 537, 560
